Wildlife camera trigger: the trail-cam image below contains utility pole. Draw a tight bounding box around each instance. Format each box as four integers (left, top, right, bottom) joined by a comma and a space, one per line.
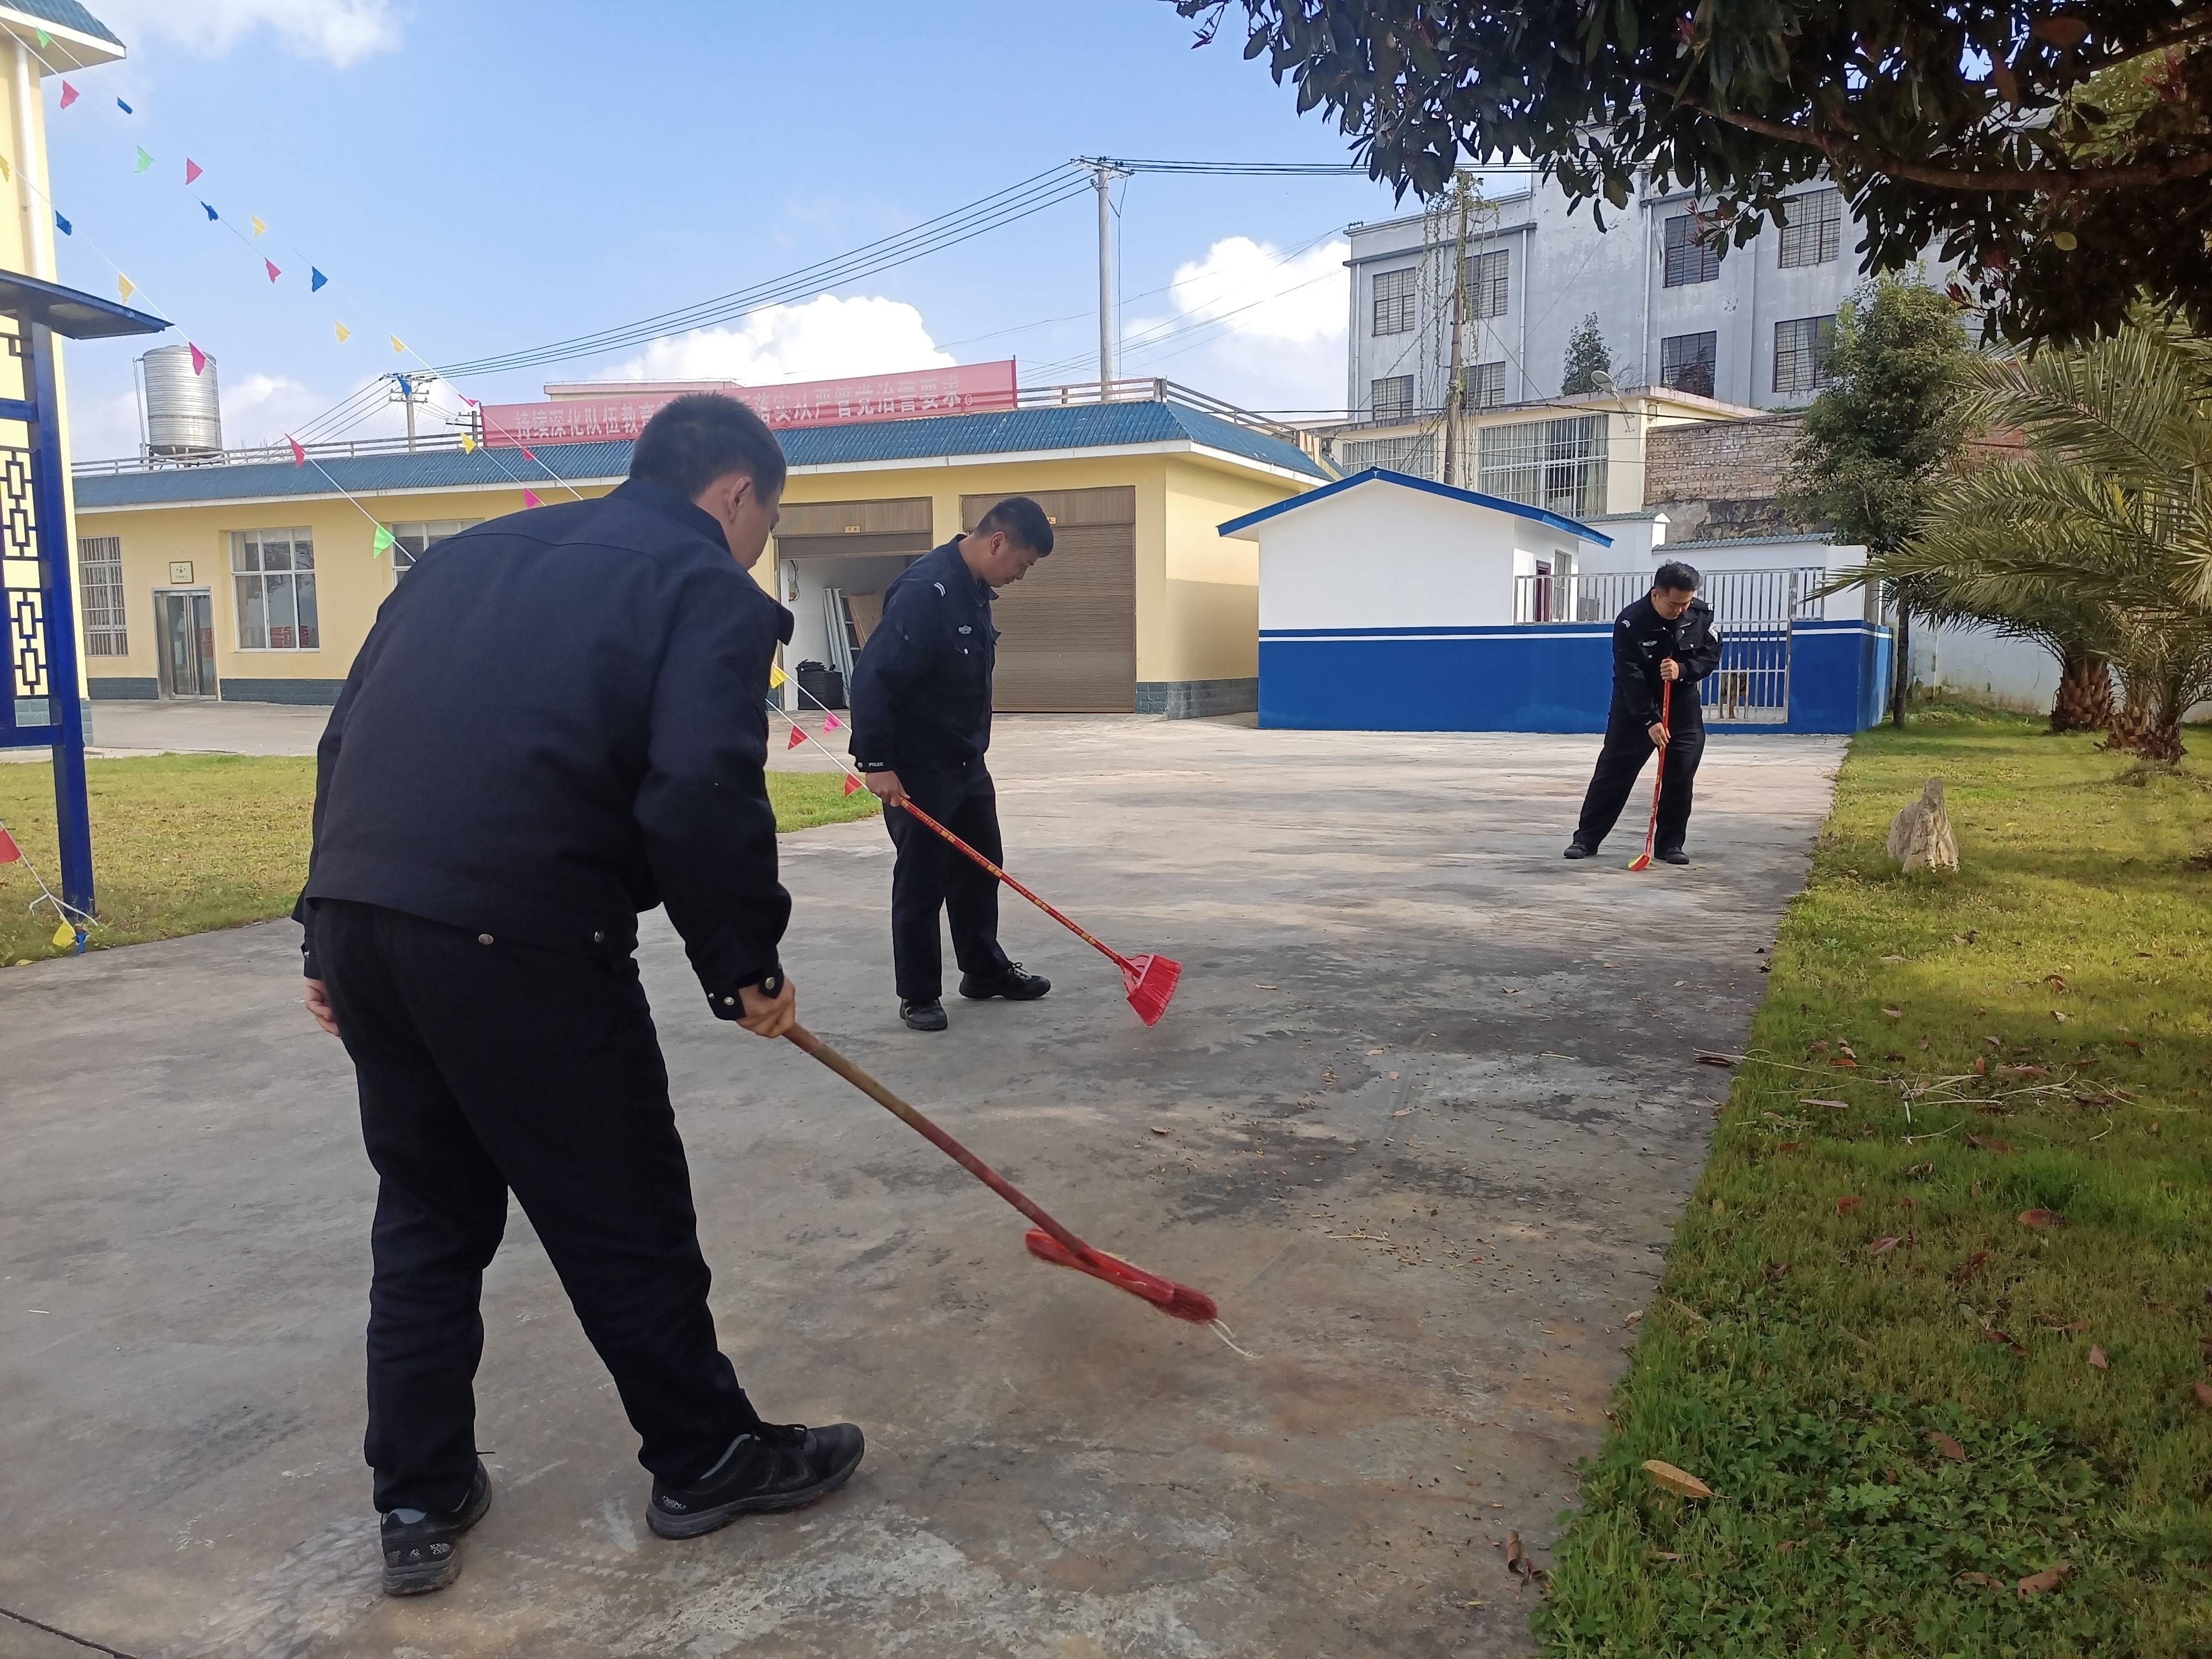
1077, 158, 1131, 397
389, 371, 436, 453
1439, 177, 1472, 489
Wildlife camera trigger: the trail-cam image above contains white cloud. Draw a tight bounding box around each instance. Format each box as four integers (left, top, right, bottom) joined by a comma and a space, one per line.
612, 294, 954, 386
1166, 236, 1349, 346
66, 387, 143, 465
1115, 235, 1350, 414
97, 0, 404, 67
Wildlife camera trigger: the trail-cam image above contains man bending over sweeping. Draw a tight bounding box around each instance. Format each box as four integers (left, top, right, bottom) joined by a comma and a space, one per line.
295, 393, 864, 1597
848, 495, 1056, 1032
1564, 560, 1722, 865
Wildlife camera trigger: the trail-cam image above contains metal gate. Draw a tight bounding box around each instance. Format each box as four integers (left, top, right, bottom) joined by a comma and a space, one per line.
1514, 565, 1826, 723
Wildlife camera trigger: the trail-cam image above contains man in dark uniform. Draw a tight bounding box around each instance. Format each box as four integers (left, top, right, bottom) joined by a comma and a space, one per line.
1564, 560, 1723, 864
848, 496, 1056, 1031
297, 394, 862, 1598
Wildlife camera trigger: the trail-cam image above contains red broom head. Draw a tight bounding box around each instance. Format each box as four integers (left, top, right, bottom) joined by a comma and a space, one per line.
1024, 1228, 1219, 1324
1119, 953, 1182, 1027
1627, 852, 1653, 872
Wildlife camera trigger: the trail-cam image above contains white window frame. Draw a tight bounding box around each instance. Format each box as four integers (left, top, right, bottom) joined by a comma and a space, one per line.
388, 519, 482, 578
76, 534, 127, 656
1777, 189, 1843, 269
1371, 267, 1416, 336
230, 526, 320, 652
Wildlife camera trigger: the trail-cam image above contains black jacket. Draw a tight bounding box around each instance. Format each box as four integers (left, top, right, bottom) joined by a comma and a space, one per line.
847, 538, 997, 774
298, 479, 795, 1020
1611, 593, 1723, 726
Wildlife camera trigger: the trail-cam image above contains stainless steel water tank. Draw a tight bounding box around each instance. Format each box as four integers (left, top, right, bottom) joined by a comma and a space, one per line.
139, 344, 222, 458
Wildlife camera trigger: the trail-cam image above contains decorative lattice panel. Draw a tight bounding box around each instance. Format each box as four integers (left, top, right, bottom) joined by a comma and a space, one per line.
0, 442, 45, 698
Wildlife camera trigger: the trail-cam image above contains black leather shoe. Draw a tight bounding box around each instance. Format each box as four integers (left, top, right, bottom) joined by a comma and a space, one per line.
381, 1458, 492, 1597
1562, 842, 1595, 860
648, 1421, 865, 1540
958, 963, 1052, 1001
1658, 849, 1691, 865
900, 998, 948, 1031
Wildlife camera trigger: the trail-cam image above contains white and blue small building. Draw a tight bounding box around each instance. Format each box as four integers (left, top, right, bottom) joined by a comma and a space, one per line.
1220, 469, 1891, 734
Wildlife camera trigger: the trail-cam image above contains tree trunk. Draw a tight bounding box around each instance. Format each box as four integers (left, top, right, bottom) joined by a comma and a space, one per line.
2106, 678, 2187, 762
2051, 649, 2115, 732
1890, 607, 1913, 727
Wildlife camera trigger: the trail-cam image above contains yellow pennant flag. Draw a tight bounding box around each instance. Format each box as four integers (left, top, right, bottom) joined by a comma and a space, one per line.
52, 916, 75, 949
251, 214, 267, 237
459, 434, 476, 453
389, 335, 405, 353
768, 664, 787, 688
334, 322, 351, 343
116, 273, 134, 302
0, 154, 12, 183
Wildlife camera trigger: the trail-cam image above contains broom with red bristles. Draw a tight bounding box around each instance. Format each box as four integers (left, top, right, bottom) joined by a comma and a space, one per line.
1626, 678, 1673, 873
784, 1022, 1218, 1323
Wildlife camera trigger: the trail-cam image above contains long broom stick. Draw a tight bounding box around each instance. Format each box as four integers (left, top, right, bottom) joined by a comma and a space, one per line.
1627, 677, 1673, 873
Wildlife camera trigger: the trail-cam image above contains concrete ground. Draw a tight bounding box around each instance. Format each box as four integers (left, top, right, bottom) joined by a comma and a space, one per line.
0, 714, 1844, 1658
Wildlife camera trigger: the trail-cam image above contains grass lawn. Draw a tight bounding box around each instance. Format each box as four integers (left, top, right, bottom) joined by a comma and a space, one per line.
0, 755, 878, 964
1538, 707, 2212, 1658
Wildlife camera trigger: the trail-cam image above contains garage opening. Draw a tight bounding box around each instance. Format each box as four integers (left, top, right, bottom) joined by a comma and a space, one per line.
961, 486, 1135, 712
775, 498, 933, 703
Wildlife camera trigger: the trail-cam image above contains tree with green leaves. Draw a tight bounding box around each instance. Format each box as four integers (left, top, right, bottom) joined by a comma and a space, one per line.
1561, 312, 1611, 395
1851, 315, 2212, 760
1783, 275, 1975, 724
1177, 1, 2212, 343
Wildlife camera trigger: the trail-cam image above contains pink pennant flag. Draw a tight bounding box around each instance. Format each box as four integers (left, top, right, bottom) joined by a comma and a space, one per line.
58, 81, 78, 108
786, 726, 807, 751
461, 395, 479, 408
520, 446, 536, 461
522, 489, 541, 508
843, 774, 863, 797
0, 825, 20, 862
187, 342, 206, 375
288, 435, 306, 467
185, 158, 202, 185
263, 258, 280, 283
822, 713, 843, 732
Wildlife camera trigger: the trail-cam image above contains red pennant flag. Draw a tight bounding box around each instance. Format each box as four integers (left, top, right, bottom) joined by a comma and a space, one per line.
58, 81, 79, 108
843, 774, 863, 797
786, 726, 806, 751
523, 489, 542, 508
520, 446, 536, 461
0, 825, 20, 862
188, 342, 206, 375
264, 258, 281, 283
185, 158, 202, 184
288, 435, 306, 466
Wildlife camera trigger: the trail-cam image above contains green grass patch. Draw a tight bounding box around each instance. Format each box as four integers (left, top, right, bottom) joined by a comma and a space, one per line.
1537, 707, 2212, 1658
0, 755, 877, 963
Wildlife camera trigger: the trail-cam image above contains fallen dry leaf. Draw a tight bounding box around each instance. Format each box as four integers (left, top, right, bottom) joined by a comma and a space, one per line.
1906, 1161, 1935, 1177
1641, 1459, 1714, 1499
1831, 1055, 1861, 1069
1150, 1126, 1170, 1136
2019, 1208, 2063, 1230
1623, 1309, 1644, 1326
1927, 1430, 1967, 1462
2046, 974, 2068, 993
1958, 1571, 2004, 1590
1837, 1195, 1864, 1216
1870, 1235, 1902, 1256
1776, 1540, 1798, 1555
1881, 954, 1906, 964
1802, 1098, 1849, 1110
1985, 1035, 2003, 1050
1651, 1550, 1682, 1562
1973, 1057, 1987, 1076
1882, 1007, 1903, 1019
2017, 1562, 2070, 1598
1999, 1065, 2051, 1078
1984, 1328, 2028, 1356
2051, 1010, 2070, 1024
1965, 1134, 2012, 1153
1695, 1053, 1736, 1068
1811, 1040, 1830, 1053
2089, 1345, 2109, 1371
2194, 1382, 2212, 1411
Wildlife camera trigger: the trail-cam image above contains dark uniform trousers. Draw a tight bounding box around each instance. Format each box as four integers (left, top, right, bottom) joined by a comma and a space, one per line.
315, 898, 757, 1515
885, 762, 1013, 1003
1574, 700, 1708, 854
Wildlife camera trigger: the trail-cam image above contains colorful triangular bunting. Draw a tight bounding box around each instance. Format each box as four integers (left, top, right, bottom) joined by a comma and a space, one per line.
522, 488, 541, 508
823, 713, 843, 732
371, 526, 394, 557
0, 825, 19, 861
768, 664, 787, 688
786, 725, 807, 750
185, 158, 202, 184
133, 146, 152, 173
288, 435, 306, 466
116, 274, 134, 302
309, 268, 327, 293
334, 322, 351, 343
843, 773, 863, 796
116, 97, 132, 114
53, 210, 69, 235
34, 29, 49, 47
200, 201, 217, 221
389, 335, 405, 353
53, 917, 75, 949
58, 81, 77, 109
250, 215, 267, 237
263, 258, 280, 283
459, 434, 476, 453
188, 342, 206, 375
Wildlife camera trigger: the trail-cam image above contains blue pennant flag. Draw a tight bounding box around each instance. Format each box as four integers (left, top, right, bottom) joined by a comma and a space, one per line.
53, 210, 70, 235
395, 374, 413, 397
309, 267, 327, 293
200, 201, 217, 220
116, 97, 132, 113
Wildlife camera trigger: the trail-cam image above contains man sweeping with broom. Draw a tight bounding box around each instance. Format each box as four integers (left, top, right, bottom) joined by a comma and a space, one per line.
296, 394, 863, 1597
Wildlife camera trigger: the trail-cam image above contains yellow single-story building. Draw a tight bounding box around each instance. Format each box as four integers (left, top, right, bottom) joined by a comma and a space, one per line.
71, 390, 1329, 717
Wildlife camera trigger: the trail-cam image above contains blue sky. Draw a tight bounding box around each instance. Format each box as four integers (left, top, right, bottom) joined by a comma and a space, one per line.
48, 0, 1425, 460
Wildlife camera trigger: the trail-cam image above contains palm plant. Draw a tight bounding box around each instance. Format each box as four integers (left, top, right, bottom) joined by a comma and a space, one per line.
1850, 315, 2212, 760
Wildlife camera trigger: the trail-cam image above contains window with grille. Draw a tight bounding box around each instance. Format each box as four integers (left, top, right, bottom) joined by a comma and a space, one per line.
231, 528, 319, 650
1465, 248, 1510, 320
1339, 435, 1439, 479
387, 519, 482, 577
1663, 212, 1721, 286
1370, 374, 1416, 422
1777, 189, 1843, 268
1478, 414, 1608, 519
1774, 315, 1838, 397
1460, 361, 1506, 410
1660, 332, 1718, 398
76, 535, 126, 656
1371, 267, 1416, 335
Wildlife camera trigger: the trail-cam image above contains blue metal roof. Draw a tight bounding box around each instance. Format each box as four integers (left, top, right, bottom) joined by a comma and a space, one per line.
74, 398, 1328, 510
8, 2, 123, 48
1216, 467, 1612, 546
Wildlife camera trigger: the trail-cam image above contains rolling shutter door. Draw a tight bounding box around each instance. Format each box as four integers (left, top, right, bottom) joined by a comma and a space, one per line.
774, 497, 933, 560
961, 487, 1135, 712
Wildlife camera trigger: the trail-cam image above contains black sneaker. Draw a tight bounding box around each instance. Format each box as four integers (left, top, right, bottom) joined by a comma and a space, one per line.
900, 998, 948, 1031
958, 963, 1052, 1001
648, 1421, 865, 1541
1658, 849, 1690, 865
1563, 842, 1595, 860
381, 1458, 492, 1597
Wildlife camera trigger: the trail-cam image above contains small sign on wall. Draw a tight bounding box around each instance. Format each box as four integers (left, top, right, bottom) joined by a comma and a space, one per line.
168, 560, 193, 583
